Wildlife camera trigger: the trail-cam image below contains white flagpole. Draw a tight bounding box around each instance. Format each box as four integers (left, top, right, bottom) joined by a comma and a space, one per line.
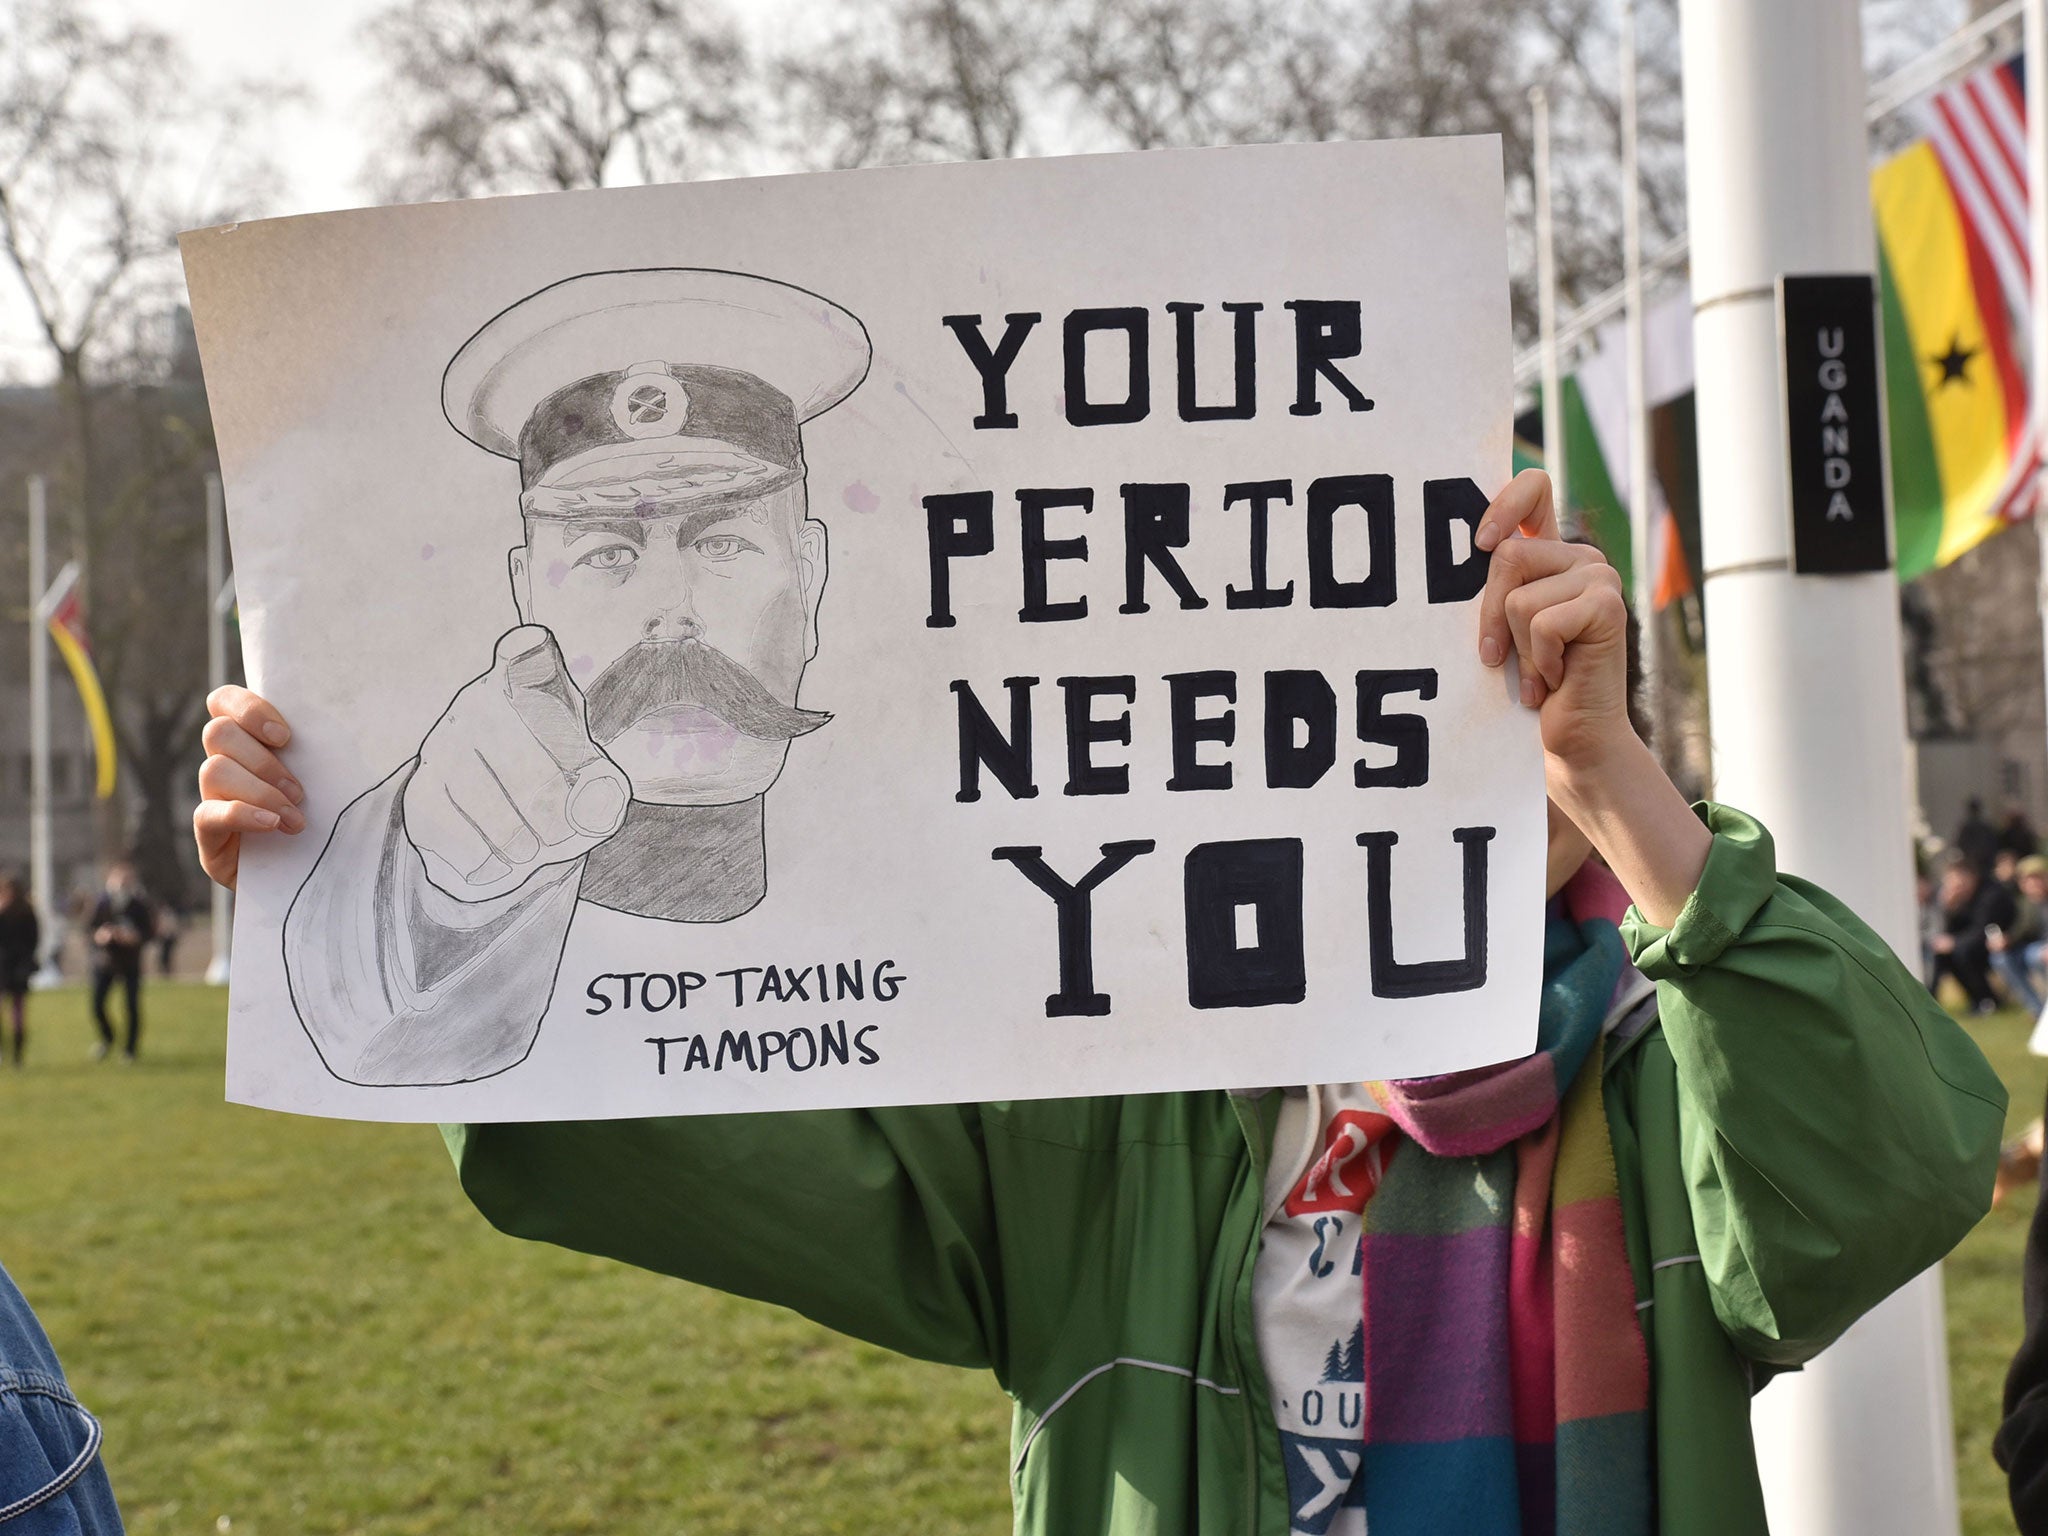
205, 472, 234, 985
26, 476, 61, 987
1621, 0, 1660, 742
1680, 0, 1957, 1529
1533, 85, 1569, 512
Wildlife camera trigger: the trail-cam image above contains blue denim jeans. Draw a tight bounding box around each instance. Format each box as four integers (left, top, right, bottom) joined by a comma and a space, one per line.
0, 1260, 122, 1533
1996, 939, 2048, 1016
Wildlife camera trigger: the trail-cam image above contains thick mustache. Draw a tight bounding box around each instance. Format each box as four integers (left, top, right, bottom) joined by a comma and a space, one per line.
583, 639, 831, 745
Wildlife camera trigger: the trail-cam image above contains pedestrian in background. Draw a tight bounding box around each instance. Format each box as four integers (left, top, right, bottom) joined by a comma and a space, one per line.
0, 874, 37, 1066
1959, 796, 2002, 876
87, 861, 153, 1062
2004, 802, 2042, 861
1993, 857, 2048, 1016
1929, 850, 2015, 1015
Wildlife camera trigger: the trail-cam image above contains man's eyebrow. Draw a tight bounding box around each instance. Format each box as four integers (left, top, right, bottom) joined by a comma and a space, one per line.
559, 518, 649, 546
673, 504, 766, 547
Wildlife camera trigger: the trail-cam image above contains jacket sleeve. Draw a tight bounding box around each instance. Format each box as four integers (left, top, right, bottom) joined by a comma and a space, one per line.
284, 761, 582, 1086
1620, 802, 2006, 1368
443, 1105, 1008, 1380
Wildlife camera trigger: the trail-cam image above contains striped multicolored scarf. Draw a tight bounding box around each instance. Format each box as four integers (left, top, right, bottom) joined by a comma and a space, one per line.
1360, 866, 1652, 1536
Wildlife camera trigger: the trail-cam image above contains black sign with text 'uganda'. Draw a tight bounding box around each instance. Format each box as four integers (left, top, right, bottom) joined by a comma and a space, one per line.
1779, 273, 1891, 575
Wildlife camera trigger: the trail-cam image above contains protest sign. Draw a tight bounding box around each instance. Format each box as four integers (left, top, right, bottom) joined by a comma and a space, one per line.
181, 135, 1542, 1123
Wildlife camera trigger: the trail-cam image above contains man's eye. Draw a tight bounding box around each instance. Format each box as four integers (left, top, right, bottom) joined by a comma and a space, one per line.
578, 545, 638, 572
693, 534, 760, 562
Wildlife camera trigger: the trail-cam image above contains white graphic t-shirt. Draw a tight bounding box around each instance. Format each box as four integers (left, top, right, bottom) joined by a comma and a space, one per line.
1253, 1082, 1399, 1536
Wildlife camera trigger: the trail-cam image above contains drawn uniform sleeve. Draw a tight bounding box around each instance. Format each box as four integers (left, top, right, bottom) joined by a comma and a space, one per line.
283, 760, 582, 1086
1621, 802, 2007, 1368
443, 1106, 1007, 1380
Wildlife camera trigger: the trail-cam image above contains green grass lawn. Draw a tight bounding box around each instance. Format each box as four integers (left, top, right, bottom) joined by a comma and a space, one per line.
1, 984, 2043, 1534
1948, 1003, 2046, 1536
0, 985, 1012, 1535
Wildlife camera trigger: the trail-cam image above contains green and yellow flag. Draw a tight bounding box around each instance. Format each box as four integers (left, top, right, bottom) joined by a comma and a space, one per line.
1874, 55, 2034, 579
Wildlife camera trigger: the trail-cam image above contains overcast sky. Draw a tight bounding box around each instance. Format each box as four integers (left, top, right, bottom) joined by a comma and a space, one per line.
90, 0, 811, 217
96, 0, 386, 218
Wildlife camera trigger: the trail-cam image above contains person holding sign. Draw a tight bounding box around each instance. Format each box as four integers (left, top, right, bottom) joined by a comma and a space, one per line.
196, 469, 2001, 1536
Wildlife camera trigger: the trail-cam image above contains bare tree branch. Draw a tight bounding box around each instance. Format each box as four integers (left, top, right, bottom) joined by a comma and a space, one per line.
361, 0, 751, 199
0, 0, 283, 878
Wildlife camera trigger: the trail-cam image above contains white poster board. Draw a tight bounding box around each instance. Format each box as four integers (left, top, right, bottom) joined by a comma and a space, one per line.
182, 136, 1542, 1123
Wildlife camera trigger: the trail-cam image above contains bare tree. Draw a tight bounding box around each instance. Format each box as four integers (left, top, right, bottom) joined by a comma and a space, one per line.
0, 0, 279, 888
1231, 0, 1687, 336
0, 0, 273, 562
774, 0, 1054, 170
363, 0, 752, 199
1057, 0, 1272, 149
771, 0, 1685, 342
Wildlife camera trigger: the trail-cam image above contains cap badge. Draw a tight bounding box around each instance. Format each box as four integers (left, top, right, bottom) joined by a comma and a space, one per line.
610, 363, 690, 439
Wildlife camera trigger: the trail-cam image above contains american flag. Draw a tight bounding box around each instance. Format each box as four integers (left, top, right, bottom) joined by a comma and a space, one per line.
1915, 55, 2041, 523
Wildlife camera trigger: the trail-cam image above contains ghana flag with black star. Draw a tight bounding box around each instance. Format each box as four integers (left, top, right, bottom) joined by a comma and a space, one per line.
1874, 55, 2036, 578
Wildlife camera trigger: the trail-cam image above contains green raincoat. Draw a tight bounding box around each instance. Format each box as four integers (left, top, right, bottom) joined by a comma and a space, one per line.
446, 804, 2005, 1534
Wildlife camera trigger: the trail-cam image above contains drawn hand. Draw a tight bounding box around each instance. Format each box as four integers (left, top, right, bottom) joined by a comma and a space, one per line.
1473, 468, 1633, 772
403, 626, 631, 902
197, 685, 306, 891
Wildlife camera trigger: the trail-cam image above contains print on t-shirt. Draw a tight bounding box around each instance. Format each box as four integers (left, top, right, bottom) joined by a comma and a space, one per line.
1256, 1089, 1398, 1536
1287, 1108, 1395, 1216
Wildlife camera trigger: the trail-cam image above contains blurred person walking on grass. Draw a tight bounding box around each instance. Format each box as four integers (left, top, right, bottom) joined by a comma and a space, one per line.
87, 862, 152, 1062
0, 874, 37, 1066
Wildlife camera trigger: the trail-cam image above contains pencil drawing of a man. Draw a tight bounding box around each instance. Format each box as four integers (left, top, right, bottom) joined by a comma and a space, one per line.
283, 268, 871, 1086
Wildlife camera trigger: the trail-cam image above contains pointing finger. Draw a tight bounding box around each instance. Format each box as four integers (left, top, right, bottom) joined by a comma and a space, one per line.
494, 624, 557, 670
494, 625, 605, 775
